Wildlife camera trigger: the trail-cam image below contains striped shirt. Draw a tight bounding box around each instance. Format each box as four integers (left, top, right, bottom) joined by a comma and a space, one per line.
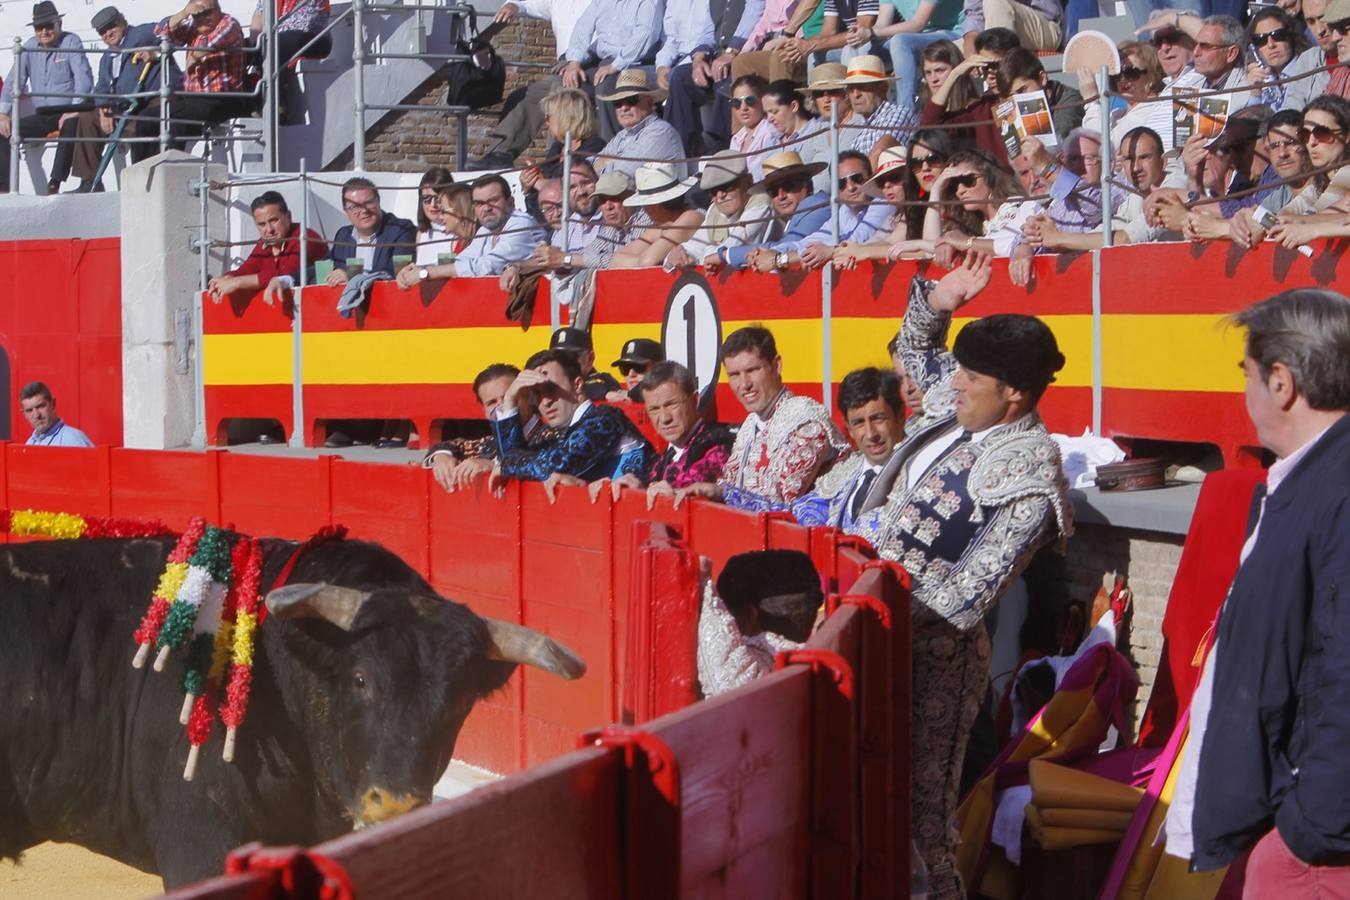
824, 0, 880, 23
849, 100, 917, 156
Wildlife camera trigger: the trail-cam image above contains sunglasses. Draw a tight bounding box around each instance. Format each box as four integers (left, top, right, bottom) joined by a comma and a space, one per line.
343, 199, 379, 213
876, 172, 906, 188
770, 180, 810, 196
1265, 135, 1301, 151
730, 95, 760, 109
419, 193, 440, 206
1253, 28, 1293, 46
1332, 19, 1350, 35
910, 152, 945, 169
949, 173, 981, 189
619, 364, 650, 376
613, 96, 643, 109
973, 64, 996, 77
33, 21, 57, 30
1117, 65, 1145, 80
1194, 41, 1234, 52
838, 172, 866, 189
815, 88, 846, 98
1300, 123, 1346, 145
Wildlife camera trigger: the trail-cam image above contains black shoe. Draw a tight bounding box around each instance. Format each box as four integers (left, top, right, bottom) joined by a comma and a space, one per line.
47, 179, 61, 194
324, 431, 353, 448
465, 150, 515, 171
66, 179, 102, 194
375, 438, 408, 449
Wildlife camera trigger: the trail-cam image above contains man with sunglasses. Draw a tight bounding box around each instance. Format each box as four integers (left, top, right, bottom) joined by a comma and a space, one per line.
723, 150, 832, 271
1148, 15, 1256, 152
669, 151, 772, 270
594, 70, 687, 178
0, 1, 94, 194
1321, 0, 1350, 99
1279, 0, 1337, 110
777, 150, 892, 270
411, 174, 546, 285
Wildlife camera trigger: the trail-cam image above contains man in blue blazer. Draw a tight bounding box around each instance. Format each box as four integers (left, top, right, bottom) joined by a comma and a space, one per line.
1165, 289, 1350, 894
325, 176, 418, 284
723, 151, 831, 271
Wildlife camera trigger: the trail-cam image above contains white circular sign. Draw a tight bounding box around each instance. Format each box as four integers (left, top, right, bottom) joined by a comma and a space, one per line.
661, 274, 723, 400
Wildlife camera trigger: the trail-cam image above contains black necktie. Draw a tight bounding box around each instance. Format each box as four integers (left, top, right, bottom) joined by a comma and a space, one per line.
851, 468, 878, 519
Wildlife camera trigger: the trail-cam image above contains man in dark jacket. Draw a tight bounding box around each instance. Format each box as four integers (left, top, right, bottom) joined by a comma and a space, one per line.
325, 176, 417, 284
1163, 288, 1350, 893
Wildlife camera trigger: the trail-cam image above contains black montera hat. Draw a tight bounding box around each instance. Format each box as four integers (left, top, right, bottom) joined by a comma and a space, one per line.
953, 314, 1065, 393
716, 550, 824, 617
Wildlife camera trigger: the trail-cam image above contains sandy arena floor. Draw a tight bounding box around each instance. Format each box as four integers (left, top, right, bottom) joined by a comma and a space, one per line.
0, 842, 163, 899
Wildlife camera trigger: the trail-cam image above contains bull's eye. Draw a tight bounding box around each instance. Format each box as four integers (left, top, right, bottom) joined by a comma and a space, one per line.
352, 670, 369, 691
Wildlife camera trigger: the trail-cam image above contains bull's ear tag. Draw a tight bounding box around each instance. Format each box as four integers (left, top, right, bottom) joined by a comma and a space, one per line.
265, 583, 372, 631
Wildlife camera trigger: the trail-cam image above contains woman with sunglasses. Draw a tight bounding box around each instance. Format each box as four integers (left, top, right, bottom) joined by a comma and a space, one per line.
728, 74, 783, 181
1243, 8, 1307, 109
902, 128, 952, 235
921, 150, 1024, 266
832, 146, 938, 268
1266, 96, 1350, 248
413, 167, 456, 266
762, 80, 833, 193
1078, 41, 1166, 153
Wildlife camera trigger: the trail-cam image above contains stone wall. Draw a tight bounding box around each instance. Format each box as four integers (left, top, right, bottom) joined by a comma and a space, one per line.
329, 18, 558, 172
1063, 523, 1184, 733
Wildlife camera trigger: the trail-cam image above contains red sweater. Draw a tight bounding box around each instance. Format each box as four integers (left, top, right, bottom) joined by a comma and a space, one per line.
227, 223, 328, 284
920, 95, 1010, 171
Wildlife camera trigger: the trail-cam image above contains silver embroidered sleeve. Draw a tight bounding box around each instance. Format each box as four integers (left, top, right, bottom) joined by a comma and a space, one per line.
696, 575, 779, 697
910, 494, 1056, 632
901, 276, 959, 397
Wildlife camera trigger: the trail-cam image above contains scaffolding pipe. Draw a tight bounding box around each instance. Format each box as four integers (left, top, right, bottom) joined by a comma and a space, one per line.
292, 158, 309, 447
352, 0, 366, 170
159, 35, 172, 154
10, 39, 21, 194
822, 102, 839, 416
263, 0, 277, 170
554, 129, 571, 330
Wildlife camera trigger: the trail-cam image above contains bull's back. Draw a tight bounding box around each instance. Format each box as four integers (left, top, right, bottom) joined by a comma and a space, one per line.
0, 537, 174, 865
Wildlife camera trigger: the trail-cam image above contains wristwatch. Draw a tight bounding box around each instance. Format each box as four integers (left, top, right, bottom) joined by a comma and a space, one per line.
417, 266, 430, 281
775, 251, 791, 270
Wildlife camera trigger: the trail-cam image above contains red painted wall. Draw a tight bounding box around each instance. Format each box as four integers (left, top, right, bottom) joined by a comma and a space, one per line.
0, 238, 122, 446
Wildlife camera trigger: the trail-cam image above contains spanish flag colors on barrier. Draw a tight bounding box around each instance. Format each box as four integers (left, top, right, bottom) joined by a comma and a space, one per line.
202, 243, 1335, 463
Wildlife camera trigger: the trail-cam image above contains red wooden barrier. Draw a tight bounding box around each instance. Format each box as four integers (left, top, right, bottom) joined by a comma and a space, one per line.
621, 521, 701, 724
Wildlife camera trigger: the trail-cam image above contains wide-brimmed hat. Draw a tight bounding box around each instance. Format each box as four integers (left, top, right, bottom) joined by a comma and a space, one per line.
593, 170, 634, 199
1329, 0, 1350, 22
864, 146, 908, 197
806, 62, 848, 92
750, 151, 828, 194
623, 161, 697, 207
699, 150, 749, 191
30, 1, 60, 25
598, 69, 668, 104
90, 5, 121, 31
611, 338, 664, 369
1149, 22, 1193, 45
841, 55, 889, 86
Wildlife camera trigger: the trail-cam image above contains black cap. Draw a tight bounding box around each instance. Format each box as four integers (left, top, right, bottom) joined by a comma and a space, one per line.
953, 314, 1064, 394
30, 1, 60, 25
91, 5, 121, 31
550, 326, 592, 352
611, 338, 664, 369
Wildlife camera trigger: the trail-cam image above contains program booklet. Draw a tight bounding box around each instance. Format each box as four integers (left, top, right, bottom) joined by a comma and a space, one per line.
996, 89, 1059, 161
1173, 93, 1229, 147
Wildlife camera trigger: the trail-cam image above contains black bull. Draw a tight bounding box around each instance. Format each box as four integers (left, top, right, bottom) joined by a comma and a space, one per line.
0, 534, 585, 888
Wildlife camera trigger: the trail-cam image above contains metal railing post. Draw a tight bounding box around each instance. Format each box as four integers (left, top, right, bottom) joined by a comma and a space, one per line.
291, 158, 308, 447
10, 40, 21, 194
1098, 66, 1113, 250
159, 36, 172, 154
554, 128, 571, 330
352, 0, 366, 169
822, 103, 840, 415
191, 162, 209, 447
263, 0, 277, 169
1091, 67, 1109, 437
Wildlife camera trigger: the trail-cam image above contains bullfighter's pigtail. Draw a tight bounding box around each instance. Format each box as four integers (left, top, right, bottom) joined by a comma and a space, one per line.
132, 518, 206, 669
154, 525, 233, 674
220, 539, 264, 763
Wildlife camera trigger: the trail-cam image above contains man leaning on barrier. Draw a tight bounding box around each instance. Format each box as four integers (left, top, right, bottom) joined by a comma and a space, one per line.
207, 190, 327, 306
0, 2, 95, 195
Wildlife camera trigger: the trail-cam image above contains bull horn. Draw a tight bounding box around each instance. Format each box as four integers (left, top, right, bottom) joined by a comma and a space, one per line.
482, 618, 587, 680
265, 583, 372, 631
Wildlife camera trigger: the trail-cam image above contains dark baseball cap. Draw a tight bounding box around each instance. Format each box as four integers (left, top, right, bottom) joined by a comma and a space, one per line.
550, 326, 592, 352
91, 5, 121, 31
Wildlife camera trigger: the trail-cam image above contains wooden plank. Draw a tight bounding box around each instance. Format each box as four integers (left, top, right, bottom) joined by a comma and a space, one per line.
314, 747, 624, 899
647, 668, 813, 897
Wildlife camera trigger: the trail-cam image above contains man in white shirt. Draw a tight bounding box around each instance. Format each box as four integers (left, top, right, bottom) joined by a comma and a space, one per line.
402, 174, 547, 287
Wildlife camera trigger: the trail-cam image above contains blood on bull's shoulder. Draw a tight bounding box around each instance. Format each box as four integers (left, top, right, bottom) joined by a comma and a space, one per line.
0, 534, 584, 889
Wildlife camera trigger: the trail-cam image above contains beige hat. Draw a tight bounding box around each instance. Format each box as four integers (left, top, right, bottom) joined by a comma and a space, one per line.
623, 161, 698, 207
806, 62, 847, 92
593, 169, 635, 199
750, 151, 828, 194
1326, 0, 1350, 23
598, 68, 669, 104
699, 150, 750, 191
863, 146, 908, 198
841, 55, 890, 85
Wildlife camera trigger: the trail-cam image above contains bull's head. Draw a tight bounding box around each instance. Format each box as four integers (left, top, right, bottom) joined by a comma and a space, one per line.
262, 582, 585, 830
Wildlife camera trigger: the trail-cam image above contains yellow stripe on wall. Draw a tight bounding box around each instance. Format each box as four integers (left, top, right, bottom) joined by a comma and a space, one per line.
202, 314, 1245, 395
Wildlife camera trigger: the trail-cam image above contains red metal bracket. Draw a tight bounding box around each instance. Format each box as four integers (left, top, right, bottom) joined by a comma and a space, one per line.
579, 725, 681, 804
776, 648, 855, 701
839, 593, 893, 629
226, 842, 355, 900
862, 557, 912, 591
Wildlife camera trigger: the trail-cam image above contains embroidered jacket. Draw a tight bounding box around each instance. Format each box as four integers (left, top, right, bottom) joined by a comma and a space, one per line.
422, 420, 565, 466
790, 452, 878, 529
719, 389, 851, 508
648, 420, 735, 489
494, 403, 654, 483
852, 276, 1071, 632
696, 564, 802, 698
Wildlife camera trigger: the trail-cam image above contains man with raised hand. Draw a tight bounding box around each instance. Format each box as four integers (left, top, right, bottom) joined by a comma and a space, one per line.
676, 325, 850, 509
851, 253, 1071, 900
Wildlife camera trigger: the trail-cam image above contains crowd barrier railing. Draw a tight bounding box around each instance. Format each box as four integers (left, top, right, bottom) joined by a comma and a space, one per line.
197, 238, 1327, 465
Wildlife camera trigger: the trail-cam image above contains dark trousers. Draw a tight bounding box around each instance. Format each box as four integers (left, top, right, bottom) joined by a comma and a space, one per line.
663, 63, 731, 156
0, 108, 79, 191
167, 93, 259, 142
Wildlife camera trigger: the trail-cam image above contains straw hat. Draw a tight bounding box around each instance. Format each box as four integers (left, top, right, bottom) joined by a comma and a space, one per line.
750, 151, 828, 194
806, 62, 848, 92
699, 150, 749, 191
598, 69, 668, 104
623, 162, 698, 207
841, 55, 890, 85
863, 146, 908, 198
